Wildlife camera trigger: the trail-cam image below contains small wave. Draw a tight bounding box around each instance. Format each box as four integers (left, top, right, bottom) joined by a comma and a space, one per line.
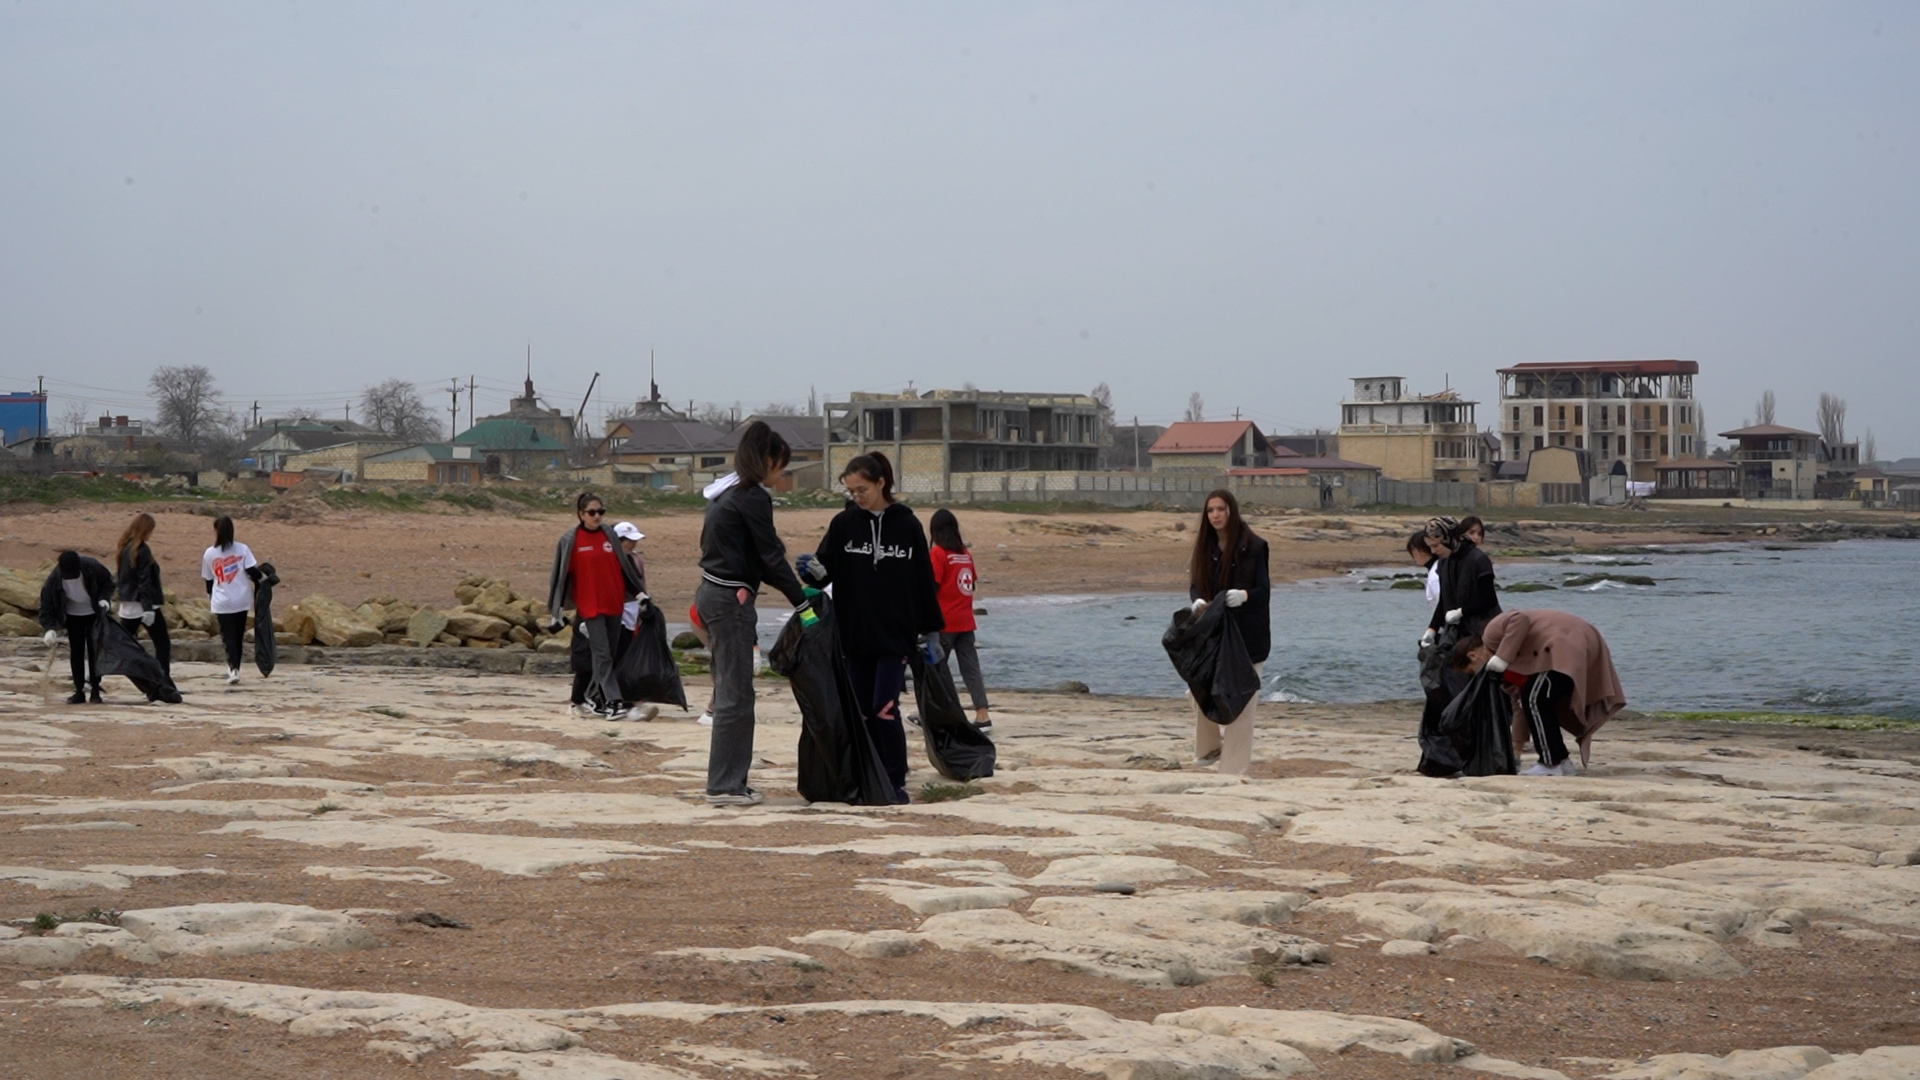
1262, 687, 1317, 704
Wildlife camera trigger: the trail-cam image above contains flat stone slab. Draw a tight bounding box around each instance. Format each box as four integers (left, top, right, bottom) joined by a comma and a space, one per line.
654, 946, 821, 968
1025, 854, 1209, 887
117, 903, 377, 958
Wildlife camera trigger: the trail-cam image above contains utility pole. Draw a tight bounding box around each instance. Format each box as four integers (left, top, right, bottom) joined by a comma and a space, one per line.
36, 375, 44, 440
251, 401, 260, 428
449, 379, 460, 437
467, 375, 475, 431
344, 401, 351, 422
1132, 414, 1139, 470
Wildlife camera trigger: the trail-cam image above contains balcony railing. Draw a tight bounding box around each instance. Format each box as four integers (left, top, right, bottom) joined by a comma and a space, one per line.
1731, 450, 1806, 462
1548, 419, 1570, 432
1632, 448, 1658, 462
1631, 419, 1658, 432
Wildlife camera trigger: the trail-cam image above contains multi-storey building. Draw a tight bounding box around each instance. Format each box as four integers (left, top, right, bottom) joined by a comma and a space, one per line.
1496, 360, 1702, 483
1336, 377, 1484, 483
823, 389, 1104, 495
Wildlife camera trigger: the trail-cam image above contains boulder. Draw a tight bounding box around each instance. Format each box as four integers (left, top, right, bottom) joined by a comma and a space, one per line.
672, 631, 703, 650
290, 595, 384, 648
276, 609, 317, 645
0, 567, 41, 612
166, 600, 217, 635
0, 612, 40, 637
536, 631, 571, 655
433, 631, 462, 646
509, 625, 535, 647
406, 609, 450, 647
445, 611, 510, 641
377, 603, 417, 634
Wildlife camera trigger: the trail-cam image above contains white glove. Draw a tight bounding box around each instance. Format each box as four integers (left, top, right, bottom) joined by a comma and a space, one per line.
42, 630, 58, 645
1225, 589, 1248, 608
1419, 628, 1436, 648
96, 598, 110, 611
1444, 608, 1463, 625
634, 592, 650, 613
1189, 598, 1208, 613
1485, 655, 1508, 674
141, 610, 156, 626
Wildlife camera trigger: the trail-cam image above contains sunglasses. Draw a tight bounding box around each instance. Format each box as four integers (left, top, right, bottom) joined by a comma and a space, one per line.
582, 508, 605, 516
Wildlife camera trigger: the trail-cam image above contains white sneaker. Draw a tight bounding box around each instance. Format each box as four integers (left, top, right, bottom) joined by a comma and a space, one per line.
571, 702, 598, 718
226, 668, 240, 685
1522, 761, 1572, 776
1553, 759, 1581, 776
696, 711, 713, 727
705, 788, 763, 807
631, 703, 659, 722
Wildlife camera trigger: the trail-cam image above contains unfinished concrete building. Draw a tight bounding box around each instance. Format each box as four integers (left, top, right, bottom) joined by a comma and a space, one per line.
823, 389, 1105, 495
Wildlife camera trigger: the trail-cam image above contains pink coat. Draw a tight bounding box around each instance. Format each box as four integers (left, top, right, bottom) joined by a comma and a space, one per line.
1481, 608, 1626, 759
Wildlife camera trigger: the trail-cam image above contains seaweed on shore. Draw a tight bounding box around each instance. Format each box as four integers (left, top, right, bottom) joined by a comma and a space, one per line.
1563, 572, 1657, 587
1653, 711, 1920, 732
1501, 582, 1558, 592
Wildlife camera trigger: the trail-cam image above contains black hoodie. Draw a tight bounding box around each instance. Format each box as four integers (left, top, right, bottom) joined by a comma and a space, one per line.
812, 500, 944, 658
1429, 538, 1501, 635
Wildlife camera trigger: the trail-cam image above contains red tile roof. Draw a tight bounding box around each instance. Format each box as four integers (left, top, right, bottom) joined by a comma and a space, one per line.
1148, 421, 1262, 455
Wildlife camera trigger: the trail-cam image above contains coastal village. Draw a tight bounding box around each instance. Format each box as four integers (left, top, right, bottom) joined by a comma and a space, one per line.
3, 359, 1912, 513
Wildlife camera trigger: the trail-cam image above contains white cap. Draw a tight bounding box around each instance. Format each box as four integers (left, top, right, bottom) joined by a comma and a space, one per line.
612, 521, 644, 542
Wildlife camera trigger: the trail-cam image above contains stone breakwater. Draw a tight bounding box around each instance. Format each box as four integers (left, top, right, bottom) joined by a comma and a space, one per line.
4, 654, 1920, 1077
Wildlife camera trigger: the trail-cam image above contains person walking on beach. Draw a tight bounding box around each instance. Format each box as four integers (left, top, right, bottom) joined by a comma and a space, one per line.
798, 451, 944, 804
114, 513, 170, 679
697, 421, 811, 806
201, 516, 261, 686
928, 509, 991, 730
1464, 608, 1625, 775
1422, 516, 1500, 645
37, 550, 113, 704
611, 520, 660, 722
1186, 490, 1271, 775
547, 493, 644, 720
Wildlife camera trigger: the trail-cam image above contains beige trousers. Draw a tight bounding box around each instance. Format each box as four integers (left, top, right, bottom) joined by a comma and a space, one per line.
1194, 662, 1262, 775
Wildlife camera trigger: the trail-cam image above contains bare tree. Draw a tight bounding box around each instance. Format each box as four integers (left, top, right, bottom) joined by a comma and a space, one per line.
283, 406, 322, 423
1816, 393, 1847, 449
57, 399, 90, 436
1183, 392, 1205, 423
1862, 428, 1877, 465
1754, 390, 1776, 426
695, 401, 742, 431
806, 386, 819, 416
148, 364, 233, 448
359, 379, 443, 441
755, 400, 806, 417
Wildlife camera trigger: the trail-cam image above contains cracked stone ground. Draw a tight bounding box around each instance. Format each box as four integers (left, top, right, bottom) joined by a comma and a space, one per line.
4, 655, 1920, 1080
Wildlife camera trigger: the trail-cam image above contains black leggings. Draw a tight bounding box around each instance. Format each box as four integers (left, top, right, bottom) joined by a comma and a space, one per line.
121, 615, 171, 676
216, 611, 248, 671
65, 613, 101, 691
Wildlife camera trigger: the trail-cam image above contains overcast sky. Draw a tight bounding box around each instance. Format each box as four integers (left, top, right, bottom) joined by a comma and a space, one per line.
3, 2, 1915, 453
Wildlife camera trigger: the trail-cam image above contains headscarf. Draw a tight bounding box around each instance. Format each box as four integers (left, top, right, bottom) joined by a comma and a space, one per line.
1424, 516, 1460, 544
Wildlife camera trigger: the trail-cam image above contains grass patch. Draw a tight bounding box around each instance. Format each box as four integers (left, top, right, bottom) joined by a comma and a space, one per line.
0, 474, 236, 506
1389, 579, 1426, 590
1501, 581, 1558, 592
1652, 711, 1920, 732
26, 907, 121, 934
918, 780, 985, 803
312, 801, 342, 814
364, 705, 406, 719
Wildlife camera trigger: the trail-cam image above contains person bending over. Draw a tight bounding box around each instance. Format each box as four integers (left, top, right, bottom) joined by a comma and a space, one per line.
1461, 608, 1626, 776
38, 550, 114, 704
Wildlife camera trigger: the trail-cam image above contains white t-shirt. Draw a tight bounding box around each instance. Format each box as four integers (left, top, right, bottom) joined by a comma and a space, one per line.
62, 578, 94, 616
202, 542, 259, 615
1424, 564, 1441, 605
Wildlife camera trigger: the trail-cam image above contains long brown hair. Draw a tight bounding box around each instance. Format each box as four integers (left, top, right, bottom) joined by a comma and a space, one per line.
734, 420, 792, 487
117, 513, 155, 563
1188, 489, 1248, 595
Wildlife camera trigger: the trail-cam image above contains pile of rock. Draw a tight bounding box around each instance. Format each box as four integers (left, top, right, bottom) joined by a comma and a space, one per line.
0, 567, 567, 655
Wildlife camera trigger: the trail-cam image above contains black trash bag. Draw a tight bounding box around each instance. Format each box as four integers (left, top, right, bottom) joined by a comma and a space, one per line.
1433, 667, 1519, 777
1418, 623, 1459, 693
614, 604, 688, 708
908, 651, 995, 781
252, 562, 280, 678
767, 594, 895, 805
1162, 594, 1261, 725
94, 618, 182, 704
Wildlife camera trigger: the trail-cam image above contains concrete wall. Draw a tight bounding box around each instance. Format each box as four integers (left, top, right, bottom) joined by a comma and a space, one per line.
363, 459, 433, 482
1338, 431, 1433, 482
890, 470, 1372, 510
284, 441, 407, 480
1376, 480, 1584, 509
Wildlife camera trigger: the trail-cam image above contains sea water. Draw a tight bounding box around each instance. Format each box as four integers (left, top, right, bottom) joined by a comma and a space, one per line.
926, 539, 1920, 718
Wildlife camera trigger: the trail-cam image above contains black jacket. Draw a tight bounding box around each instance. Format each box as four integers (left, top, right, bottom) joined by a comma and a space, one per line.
1188, 531, 1273, 663
1429, 540, 1501, 635
115, 543, 165, 609
812, 501, 944, 658
38, 557, 115, 633
698, 482, 808, 606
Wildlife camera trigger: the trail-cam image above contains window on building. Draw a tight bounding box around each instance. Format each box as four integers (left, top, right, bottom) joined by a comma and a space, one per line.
1661, 435, 1670, 456
1554, 434, 1566, 447
1556, 405, 1565, 423
869, 410, 894, 440
1679, 405, 1691, 425
1533, 435, 1544, 450
1532, 406, 1544, 426
700, 455, 727, 467
1510, 406, 1520, 428
1617, 405, 1626, 426
1659, 405, 1670, 426
1574, 405, 1584, 426
1574, 435, 1584, 449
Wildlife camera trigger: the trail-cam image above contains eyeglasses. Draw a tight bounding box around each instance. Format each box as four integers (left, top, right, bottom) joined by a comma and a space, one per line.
582, 508, 605, 516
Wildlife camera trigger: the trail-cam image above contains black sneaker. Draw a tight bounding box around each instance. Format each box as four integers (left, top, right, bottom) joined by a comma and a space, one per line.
66, 691, 86, 705
88, 687, 103, 705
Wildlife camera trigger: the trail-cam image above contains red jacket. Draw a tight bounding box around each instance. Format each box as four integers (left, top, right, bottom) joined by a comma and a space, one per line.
930, 545, 976, 633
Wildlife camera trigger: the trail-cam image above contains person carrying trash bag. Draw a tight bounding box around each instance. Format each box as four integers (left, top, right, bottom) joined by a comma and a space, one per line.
251, 562, 280, 678
546, 493, 646, 721
1179, 490, 1271, 775
1422, 515, 1501, 646
928, 509, 991, 730
797, 450, 944, 805
696, 422, 813, 807
113, 513, 170, 680
37, 550, 114, 704
768, 591, 895, 805
608, 520, 677, 717
1468, 609, 1626, 776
